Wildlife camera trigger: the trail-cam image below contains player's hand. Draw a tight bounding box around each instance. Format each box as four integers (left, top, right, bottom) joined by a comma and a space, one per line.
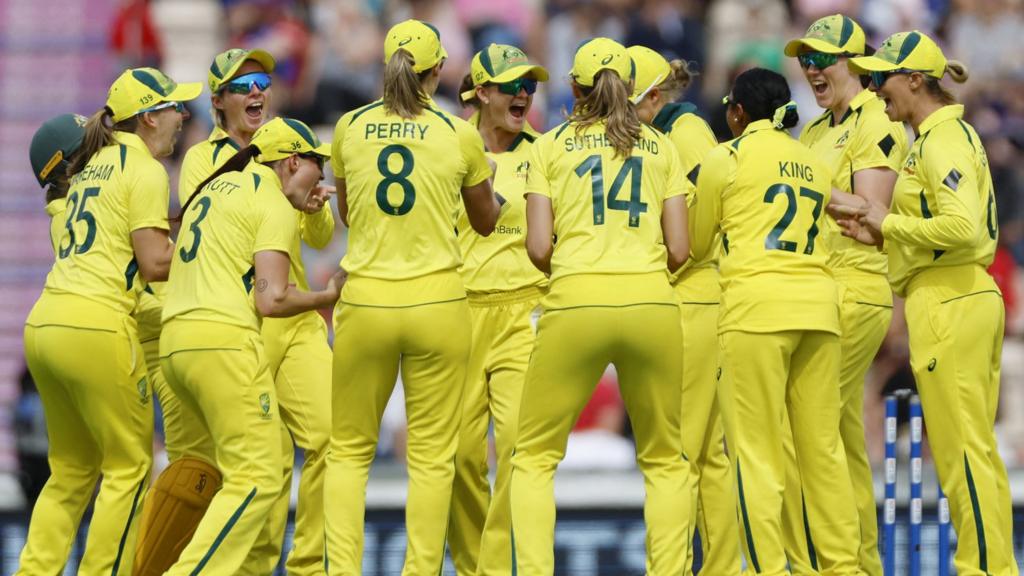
831, 204, 884, 246
325, 267, 347, 299
303, 185, 335, 214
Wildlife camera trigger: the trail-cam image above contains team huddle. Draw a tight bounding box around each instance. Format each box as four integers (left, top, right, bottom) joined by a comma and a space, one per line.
19, 11, 1016, 576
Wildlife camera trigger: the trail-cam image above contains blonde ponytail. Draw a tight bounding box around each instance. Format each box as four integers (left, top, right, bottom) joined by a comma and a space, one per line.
657, 60, 697, 102
570, 70, 641, 159
383, 49, 431, 119
69, 108, 139, 177
923, 59, 969, 105
945, 60, 969, 84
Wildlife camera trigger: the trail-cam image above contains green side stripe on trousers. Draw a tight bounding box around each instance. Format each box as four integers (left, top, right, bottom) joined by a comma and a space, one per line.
190, 487, 258, 575
736, 461, 761, 573
964, 454, 988, 572
111, 476, 147, 575
801, 491, 819, 570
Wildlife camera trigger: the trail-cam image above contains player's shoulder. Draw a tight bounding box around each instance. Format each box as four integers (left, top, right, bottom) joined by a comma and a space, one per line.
338, 99, 384, 128
800, 109, 833, 141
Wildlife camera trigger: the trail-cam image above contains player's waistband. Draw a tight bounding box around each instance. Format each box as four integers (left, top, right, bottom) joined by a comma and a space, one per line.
905, 263, 998, 299
467, 285, 546, 306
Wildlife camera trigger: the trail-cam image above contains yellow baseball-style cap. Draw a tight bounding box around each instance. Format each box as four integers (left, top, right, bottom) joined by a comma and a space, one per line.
384, 19, 448, 73
106, 68, 202, 123
784, 14, 866, 56
252, 117, 331, 163
570, 37, 634, 88
208, 48, 276, 93
627, 46, 670, 103
460, 44, 549, 100
848, 30, 947, 78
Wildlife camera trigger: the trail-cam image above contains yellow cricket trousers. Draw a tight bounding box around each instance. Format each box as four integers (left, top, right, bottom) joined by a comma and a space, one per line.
904, 265, 1017, 576
19, 294, 152, 576
782, 271, 891, 576
325, 298, 471, 576
247, 312, 333, 576
448, 286, 542, 576
160, 320, 283, 575
511, 303, 692, 576
140, 334, 214, 464
675, 269, 741, 575
718, 329, 861, 576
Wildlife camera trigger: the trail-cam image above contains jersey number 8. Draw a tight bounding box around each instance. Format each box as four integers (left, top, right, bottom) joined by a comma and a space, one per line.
376, 144, 415, 216
763, 183, 824, 255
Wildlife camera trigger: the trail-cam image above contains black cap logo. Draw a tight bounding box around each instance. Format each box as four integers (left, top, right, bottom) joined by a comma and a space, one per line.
601, 54, 614, 65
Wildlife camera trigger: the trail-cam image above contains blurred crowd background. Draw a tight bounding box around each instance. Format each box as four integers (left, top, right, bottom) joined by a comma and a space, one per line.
1, 0, 1022, 509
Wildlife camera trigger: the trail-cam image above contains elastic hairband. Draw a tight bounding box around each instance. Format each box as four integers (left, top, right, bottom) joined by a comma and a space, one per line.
773, 100, 797, 129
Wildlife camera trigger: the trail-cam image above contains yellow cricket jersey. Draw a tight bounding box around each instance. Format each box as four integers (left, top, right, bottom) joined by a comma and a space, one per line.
33, 131, 170, 324
800, 89, 907, 275
526, 120, 688, 309
648, 103, 720, 291
455, 114, 547, 294
332, 98, 492, 306
180, 126, 334, 293
881, 105, 998, 296
690, 120, 838, 334
162, 161, 297, 333
45, 199, 65, 256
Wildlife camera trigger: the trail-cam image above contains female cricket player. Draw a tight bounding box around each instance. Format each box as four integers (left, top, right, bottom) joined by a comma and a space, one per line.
626, 45, 739, 575
160, 117, 342, 575
511, 37, 693, 575
780, 15, 907, 574
325, 19, 500, 576
839, 31, 1018, 575
178, 47, 334, 575
690, 67, 863, 574
20, 67, 199, 575
446, 43, 549, 576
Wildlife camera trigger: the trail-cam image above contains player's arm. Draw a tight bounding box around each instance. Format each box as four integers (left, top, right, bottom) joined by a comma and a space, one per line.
299, 193, 335, 249
131, 228, 174, 282
525, 193, 553, 275
459, 123, 499, 235
662, 195, 689, 272
253, 250, 344, 317
335, 178, 349, 227
689, 145, 730, 261
881, 140, 980, 249
461, 179, 499, 236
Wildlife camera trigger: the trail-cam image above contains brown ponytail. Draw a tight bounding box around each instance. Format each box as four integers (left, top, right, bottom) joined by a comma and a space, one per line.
383, 49, 432, 119
924, 59, 970, 105
69, 108, 139, 177
657, 60, 696, 102
570, 70, 641, 159
459, 73, 479, 109
175, 145, 261, 222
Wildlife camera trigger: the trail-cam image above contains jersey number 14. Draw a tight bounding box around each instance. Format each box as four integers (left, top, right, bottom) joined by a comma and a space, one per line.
575, 155, 648, 228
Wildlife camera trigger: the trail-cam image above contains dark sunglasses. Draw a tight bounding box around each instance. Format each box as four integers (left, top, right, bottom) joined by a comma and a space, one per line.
298, 152, 325, 171
797, 52, 843, 70
869, 69, 914, 89
140, 101, 186, 115
224, 72, 272, 95
496, 77, 538, 96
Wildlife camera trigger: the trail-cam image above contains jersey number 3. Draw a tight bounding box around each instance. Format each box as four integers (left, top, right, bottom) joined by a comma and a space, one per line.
179, 197, 212, 262
763, 183, 823, 255
575, 155, 648, 228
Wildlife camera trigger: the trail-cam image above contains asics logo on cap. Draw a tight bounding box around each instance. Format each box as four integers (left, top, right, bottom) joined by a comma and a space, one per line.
601, 54, 614, 65
398, 36, 413, 46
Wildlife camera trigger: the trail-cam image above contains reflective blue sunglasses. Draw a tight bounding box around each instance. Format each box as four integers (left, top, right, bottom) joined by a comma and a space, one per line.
224, 72, 272, 95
